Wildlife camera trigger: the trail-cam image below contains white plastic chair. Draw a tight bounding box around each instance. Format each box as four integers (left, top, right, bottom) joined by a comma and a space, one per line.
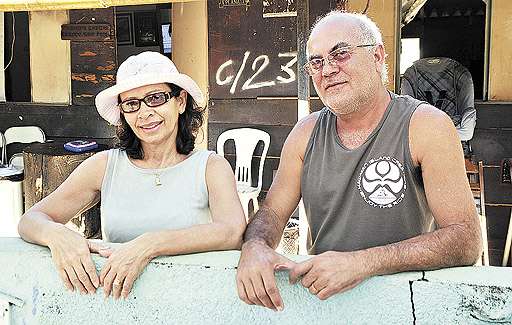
5, 126, 46, 145
4, 126, 46, 169
9, 153, 24, 170
216, 128, 270, 219
0, 132, 6, 165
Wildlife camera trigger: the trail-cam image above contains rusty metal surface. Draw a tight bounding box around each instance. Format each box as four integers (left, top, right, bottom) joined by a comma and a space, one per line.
70, 9, 117, 106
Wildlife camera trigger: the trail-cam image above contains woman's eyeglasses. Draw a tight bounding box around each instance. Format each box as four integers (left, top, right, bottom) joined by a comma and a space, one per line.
119, 91, 176, 113
303, 44, 376, 76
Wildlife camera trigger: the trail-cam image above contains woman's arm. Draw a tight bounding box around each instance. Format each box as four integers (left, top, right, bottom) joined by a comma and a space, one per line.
150, 153, 246, 254
100, 153, 247, 299
18, 151, 108, 293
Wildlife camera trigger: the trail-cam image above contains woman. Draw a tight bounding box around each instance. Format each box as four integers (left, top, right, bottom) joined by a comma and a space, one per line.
18, 51, 246, 300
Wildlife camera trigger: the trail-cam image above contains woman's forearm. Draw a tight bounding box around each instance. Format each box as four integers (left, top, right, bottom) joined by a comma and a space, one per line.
18, 211, 67, 247
144, 222, 244, 259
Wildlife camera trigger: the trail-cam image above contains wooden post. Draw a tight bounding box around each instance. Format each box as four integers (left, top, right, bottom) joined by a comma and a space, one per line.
297, 0, 310, 255
23, 141, 106, 238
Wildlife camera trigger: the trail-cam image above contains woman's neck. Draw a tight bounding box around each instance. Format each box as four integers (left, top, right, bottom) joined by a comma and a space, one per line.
137, 142, 187, 169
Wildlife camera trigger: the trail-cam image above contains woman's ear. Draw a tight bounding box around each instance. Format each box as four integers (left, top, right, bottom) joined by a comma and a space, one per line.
178, 90, 188, 114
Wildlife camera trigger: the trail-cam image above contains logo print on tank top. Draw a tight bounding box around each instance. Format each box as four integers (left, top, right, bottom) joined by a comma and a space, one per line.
357, 156, 406, 208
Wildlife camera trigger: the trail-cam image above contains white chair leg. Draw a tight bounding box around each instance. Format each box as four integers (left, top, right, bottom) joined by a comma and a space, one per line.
253, 196, 259, 213
238, 195, 250, 221
502, 209, 512, 266
480, 215, 489, 266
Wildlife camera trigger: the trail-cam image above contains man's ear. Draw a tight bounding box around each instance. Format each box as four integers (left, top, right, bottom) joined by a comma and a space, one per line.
374, 44, 386, 65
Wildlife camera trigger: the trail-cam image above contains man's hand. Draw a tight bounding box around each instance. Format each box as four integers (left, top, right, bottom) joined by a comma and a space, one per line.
288, 251, 371, 300
236, 240, 296, 311
94, 234, 154, 300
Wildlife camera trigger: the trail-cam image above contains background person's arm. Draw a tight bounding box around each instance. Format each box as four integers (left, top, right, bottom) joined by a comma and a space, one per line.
98, 154, 247, 299
289, 104, 483, 300
18, 151, 108, 294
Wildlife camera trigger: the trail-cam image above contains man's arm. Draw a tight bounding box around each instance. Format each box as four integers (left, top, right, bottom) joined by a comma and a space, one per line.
236, 112, 319, 310
289, 104, 482, 300
366, 103, 482, 272
244, 112, 320, 246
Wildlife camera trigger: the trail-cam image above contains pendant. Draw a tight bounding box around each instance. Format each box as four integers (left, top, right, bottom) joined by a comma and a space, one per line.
155, 174, 162, 186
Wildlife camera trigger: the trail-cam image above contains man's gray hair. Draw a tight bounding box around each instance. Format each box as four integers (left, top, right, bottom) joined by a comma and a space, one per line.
309, 11, 389, 84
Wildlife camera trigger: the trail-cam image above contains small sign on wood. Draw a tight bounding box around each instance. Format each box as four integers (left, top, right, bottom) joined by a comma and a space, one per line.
61, 24, 112, 41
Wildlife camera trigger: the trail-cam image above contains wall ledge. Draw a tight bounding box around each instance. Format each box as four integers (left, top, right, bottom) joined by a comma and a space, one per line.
1, 238, 512, 324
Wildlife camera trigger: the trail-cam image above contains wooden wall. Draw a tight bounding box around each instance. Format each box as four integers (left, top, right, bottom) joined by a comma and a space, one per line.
473, 102, 512, 265
207, 0, 398, 199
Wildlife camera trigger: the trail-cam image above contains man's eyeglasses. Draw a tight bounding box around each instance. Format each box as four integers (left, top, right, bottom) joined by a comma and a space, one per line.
303, 44, 376, 76
119, 91, 177, 113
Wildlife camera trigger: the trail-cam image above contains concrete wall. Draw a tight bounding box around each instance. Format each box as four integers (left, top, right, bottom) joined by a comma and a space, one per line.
29, 11, 71, 104
172, 0, 208, 149
1, 238, 512, 324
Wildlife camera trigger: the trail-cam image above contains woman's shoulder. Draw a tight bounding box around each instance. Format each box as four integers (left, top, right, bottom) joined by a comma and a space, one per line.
204, 152, 233, 178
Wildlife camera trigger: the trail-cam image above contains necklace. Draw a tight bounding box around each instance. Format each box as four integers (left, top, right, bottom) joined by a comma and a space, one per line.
154, 173, 162, 186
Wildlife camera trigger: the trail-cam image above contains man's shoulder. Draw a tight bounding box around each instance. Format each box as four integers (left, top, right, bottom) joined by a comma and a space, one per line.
411, 103, 454, 131
282, 110, 323, 160
289, 110, 322, 142
409, 103, 460, 164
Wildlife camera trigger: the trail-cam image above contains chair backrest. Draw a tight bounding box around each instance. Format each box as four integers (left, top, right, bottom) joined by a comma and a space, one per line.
216, 128, 270, 191
9, 153, 24, 170
4, 126, 46, 145
401, 57, 475, 130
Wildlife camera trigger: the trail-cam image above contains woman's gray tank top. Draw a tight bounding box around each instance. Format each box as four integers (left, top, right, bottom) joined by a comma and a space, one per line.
301, 94, 434, 254
100, 149, 213, 243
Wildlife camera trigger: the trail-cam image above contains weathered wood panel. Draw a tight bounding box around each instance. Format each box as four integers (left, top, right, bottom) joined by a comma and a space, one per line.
472, 129, 512, 165
208, 0, 297, 98
208, 98, 297, 125
0, 103, 116, 139
475, 102, 512, 129
23, 141, 108, 239
69, 9, 117, 106
483, 166, 512, 205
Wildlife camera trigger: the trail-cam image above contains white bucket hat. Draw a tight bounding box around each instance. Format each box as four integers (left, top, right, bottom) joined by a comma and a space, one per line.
95, 51, 205, 126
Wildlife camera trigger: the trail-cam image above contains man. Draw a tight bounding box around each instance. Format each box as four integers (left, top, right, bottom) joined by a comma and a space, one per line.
236, 11, 482, 311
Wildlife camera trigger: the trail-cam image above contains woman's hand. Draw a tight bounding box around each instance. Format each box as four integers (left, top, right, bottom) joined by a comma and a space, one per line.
47, 225, 100, 294
96, 234, 155, 299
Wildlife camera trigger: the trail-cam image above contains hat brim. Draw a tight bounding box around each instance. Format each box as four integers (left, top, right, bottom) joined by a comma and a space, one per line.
95, 72, 205, 126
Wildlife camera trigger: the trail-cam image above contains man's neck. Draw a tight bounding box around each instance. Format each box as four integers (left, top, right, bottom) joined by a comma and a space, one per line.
335, 88, 391, 149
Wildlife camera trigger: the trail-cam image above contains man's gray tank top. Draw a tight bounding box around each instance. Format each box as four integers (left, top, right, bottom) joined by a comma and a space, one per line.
101, 149, 213, 243
301, 93, 434, 254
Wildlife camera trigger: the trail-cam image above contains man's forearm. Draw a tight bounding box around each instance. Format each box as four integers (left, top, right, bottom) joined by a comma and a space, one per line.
243, 205, 287, 249
363, 221, 482, 277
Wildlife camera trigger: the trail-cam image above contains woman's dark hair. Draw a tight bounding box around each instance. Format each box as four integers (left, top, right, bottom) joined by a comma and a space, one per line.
116, 83, 204, 159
